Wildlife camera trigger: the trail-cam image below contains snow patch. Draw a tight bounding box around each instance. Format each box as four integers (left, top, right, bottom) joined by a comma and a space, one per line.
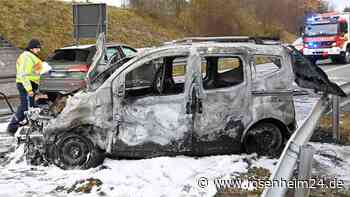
2, 94, 347, 196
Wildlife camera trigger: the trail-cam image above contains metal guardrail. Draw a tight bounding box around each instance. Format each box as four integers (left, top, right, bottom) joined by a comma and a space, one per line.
0, 75, 18, 99
262, 82, 350, 197
0, 91, 14, 114
0, 75, 15, 80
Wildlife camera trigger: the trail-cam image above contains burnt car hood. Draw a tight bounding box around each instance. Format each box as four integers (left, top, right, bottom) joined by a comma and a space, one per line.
287, 45, 346, 97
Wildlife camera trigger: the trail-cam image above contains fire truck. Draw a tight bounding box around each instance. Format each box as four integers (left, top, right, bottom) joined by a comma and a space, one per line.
302, 12, 350, 64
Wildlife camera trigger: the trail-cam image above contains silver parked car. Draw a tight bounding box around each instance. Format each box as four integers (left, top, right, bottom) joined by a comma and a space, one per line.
20, 35, 345, 169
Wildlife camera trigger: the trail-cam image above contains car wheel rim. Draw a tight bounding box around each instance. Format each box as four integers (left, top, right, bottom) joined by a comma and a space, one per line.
59, 136, 91, 167
244, 125, 282, 156
258, 128, 281, 153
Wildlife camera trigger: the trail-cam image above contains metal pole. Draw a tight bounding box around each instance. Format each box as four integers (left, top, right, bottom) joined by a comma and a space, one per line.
332, 95, 340, 142
295, 144, 315, 197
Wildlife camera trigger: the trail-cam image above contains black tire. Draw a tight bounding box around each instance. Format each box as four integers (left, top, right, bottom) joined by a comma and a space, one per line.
307, 57, 317, 65
52, 133, 105, 169
333, 48, 350, 64
331, 56, 344, 64
243, 122, 284, 157
331, 56, 338, 64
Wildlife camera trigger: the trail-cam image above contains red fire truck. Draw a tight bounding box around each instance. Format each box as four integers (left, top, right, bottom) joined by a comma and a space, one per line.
302, 12, 350, 64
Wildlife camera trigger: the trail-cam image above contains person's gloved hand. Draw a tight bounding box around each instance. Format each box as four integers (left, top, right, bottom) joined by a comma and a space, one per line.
28, 91, 34, 97
40, 62, 52, 75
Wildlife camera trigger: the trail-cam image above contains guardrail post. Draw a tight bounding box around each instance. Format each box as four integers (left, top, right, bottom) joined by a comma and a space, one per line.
295, 144, 315, 197
332, 95, 340, 142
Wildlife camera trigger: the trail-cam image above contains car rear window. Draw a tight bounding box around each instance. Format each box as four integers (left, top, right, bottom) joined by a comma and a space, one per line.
47, 49, 91, 62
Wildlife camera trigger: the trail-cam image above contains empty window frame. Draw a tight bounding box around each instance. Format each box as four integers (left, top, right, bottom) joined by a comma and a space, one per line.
122, 46, 137, 57
202, 56, 244, 90
125, 56, 188, 97
253, 55, 282, 78
106, 47, 119, 60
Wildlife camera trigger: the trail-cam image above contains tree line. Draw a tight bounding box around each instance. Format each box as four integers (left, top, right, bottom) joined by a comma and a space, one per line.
129, 0, 329, 40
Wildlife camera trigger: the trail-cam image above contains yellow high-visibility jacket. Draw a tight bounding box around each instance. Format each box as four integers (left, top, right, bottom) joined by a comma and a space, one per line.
15, 51, 43, 92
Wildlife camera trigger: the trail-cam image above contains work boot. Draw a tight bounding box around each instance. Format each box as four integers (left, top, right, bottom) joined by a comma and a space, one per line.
6, 125, 18, 137
7, 116, 19, 136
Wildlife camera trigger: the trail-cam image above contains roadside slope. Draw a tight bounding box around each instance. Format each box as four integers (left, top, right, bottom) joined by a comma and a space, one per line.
0, 0, 184, 58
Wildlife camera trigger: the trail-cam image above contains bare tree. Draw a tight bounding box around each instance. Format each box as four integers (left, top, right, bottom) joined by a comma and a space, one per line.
129, 0, 329, 37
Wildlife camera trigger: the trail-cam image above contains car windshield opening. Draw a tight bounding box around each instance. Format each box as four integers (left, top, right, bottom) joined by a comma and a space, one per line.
304, 23, 338, 36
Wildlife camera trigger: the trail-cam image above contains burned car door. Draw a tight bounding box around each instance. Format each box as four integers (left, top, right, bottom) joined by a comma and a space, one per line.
86, 33, 108, 90
111, 52, 193, 158
287, 45, 346, 97
192, 53, 250, 155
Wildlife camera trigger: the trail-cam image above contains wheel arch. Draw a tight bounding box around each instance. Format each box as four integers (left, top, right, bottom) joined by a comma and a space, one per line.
240, 118, 291, 143
49, 124, 107, 151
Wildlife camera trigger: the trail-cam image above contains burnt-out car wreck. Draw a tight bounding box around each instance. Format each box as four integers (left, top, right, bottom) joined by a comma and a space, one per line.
19, 35, 346, 169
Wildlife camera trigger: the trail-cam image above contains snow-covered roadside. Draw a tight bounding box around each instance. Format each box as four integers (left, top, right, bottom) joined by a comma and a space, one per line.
0, 94, 349, 197
0, 149, 277, 197
311, 143, 350, 186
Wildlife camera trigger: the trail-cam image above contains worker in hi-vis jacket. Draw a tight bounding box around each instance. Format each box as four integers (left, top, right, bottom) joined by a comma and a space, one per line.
7, 39, 50, 135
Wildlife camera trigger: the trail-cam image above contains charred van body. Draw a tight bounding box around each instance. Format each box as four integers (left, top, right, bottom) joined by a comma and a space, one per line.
19, 35, 345, 169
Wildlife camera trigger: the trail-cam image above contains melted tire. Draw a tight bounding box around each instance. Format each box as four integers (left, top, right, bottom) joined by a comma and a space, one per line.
243, 122, 284, 157
52, 133, 105, 169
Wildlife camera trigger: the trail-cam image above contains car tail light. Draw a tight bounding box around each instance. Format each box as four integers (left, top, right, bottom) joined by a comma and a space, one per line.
67, 64, 89, 72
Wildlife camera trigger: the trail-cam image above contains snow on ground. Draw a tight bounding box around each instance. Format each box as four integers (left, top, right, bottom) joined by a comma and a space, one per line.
0, 95, 349, 197
311, 142, 350, 186
0, 148, 274, 197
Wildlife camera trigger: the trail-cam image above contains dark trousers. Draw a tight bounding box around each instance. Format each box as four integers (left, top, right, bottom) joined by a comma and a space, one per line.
7, 82, 38, 133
